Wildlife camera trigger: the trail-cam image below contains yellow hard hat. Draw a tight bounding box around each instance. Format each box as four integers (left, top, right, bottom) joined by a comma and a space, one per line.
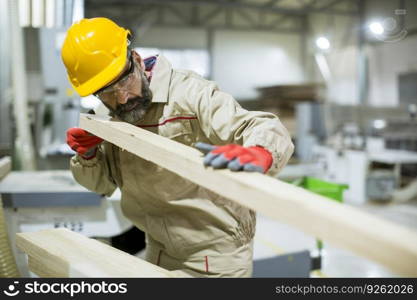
61, 17, 131, 96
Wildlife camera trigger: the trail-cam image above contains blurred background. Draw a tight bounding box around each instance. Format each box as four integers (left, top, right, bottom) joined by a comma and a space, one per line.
0, 0, 416, 278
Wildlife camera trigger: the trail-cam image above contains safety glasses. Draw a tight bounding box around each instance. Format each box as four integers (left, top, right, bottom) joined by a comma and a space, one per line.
94, 51, 138, 103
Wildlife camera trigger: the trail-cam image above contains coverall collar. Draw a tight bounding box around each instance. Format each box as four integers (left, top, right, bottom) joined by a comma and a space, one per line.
148, 55, 171, 104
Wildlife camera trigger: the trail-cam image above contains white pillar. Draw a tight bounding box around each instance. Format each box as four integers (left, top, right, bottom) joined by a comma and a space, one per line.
9, 0, 36, 170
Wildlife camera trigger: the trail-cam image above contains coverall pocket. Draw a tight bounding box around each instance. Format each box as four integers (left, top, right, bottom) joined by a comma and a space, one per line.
182, 241, 254, 277
158, 118, 195, 146
162, 198, 239, 256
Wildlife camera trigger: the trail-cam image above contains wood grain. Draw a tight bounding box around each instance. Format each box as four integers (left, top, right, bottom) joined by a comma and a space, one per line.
16, 228, 175, 277
0, 156, 11, 180
78, 113, 417, 276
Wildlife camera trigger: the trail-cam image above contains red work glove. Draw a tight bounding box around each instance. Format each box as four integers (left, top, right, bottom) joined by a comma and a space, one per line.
66, 128, 103, 159
195, 143, 273, 173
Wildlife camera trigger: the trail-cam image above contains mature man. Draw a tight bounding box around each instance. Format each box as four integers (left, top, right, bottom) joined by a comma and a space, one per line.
63, 17, 294, 277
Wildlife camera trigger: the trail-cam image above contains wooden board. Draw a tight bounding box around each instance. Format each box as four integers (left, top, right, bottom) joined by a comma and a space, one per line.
79, 114, 417, 276
16, 228, 175, 277
0, 156, 11, 180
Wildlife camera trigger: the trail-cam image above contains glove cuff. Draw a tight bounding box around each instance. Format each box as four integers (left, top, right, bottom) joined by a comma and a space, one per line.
81, 147, 98, 160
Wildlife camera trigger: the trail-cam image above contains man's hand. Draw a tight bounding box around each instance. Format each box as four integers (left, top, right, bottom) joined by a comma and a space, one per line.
195, 143, 272, 173
66, 127, 103, 159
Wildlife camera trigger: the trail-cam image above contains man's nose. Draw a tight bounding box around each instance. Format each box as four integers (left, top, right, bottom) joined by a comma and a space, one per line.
116, 89, 129, 104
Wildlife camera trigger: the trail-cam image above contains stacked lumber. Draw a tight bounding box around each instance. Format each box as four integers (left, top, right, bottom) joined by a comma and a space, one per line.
256, 83, 324, 137
0, 156, 20, 277
0, 157, 11, 180
16, 228, 175, 277
257, 83, 324, 106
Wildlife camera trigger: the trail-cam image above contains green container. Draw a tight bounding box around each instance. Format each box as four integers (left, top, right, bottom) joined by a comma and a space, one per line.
292, 177, 348, 253
294, 177, 348, 203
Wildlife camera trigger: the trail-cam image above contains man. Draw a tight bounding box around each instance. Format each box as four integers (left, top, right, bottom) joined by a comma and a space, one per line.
63, 17, 294, 277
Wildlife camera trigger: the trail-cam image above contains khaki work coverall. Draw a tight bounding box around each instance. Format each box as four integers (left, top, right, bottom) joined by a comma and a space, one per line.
70, 55, 294, 277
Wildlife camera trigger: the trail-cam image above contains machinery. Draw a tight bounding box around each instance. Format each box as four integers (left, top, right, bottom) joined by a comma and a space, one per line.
0, 170, 132, 277
296, 103, 417, 204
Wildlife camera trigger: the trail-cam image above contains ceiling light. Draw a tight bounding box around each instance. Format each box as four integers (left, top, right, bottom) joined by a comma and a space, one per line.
315, 37, 330, 50
373, 119, 386, 130
369, 22, 384, 35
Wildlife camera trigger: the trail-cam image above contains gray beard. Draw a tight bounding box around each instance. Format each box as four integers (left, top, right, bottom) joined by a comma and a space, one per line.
107, 77, 153, 124
114, 97, 151, 124
107, 99, 150, 124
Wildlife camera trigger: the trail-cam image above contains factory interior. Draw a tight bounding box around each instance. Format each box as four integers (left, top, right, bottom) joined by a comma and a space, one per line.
0, 0, 417, 279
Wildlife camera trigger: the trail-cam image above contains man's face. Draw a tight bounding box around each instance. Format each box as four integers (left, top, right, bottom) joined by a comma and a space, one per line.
95, 51, 153, 124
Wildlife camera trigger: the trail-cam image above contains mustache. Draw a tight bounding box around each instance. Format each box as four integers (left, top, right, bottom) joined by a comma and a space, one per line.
107, 75, 153, 124
114, 84, 152, 115
116, 96, 150, 114
111, 92, 152, 124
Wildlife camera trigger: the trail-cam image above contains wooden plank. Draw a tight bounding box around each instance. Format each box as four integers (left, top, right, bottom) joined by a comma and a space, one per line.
16, 228, 176, 277
0, 156, 11, 180
79, 114, 417, 276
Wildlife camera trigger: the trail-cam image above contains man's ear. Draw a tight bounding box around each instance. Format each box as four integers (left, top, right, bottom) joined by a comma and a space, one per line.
132, 50, 145, 70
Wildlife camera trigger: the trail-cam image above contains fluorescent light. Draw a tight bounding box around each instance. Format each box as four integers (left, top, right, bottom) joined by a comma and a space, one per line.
18, 0, 31, 27
31, 0, 45, 28
45, 0, 55, 28
369, 22, 384, 35
373, 119, 386, 130
315, 37, 330, 50
72, 0, 84, 24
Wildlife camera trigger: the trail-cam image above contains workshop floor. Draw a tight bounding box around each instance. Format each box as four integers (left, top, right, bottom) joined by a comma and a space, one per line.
253, 199, 417, 277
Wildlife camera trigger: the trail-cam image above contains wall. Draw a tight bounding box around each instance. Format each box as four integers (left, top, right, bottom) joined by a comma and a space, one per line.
368, 35, 417, 106
135, 27, 207, 49
39, 28, 72, 94
138, 1, 417, 106
308, 0, 417, 107
39, 27, 80, 144
308, 12, 359, 104
212, 30, 304, 99
325, 46, 359, 105
134, 26, 305, 100
366, 0, 417, 107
